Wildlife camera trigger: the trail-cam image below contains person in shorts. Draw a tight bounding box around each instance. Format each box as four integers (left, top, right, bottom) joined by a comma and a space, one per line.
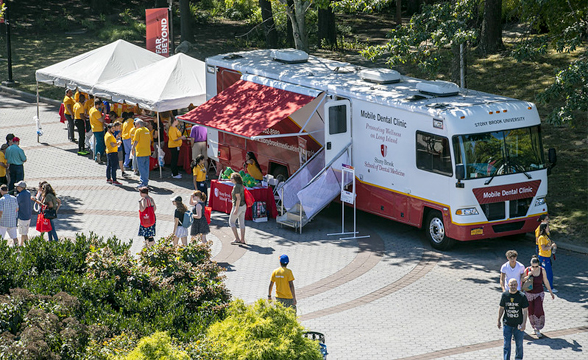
268, 254, 297, 312
15, 180, 32, 246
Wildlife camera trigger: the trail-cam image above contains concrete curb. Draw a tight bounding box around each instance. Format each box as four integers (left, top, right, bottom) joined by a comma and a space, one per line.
0, 85, 61, 106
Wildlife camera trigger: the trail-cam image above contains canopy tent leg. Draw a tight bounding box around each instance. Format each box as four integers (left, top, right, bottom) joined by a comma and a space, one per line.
158, 112, 162, 179
36, 82, 40, 143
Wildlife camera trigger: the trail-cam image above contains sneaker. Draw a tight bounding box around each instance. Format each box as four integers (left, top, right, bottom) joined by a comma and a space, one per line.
536, 329, 542, 338
107, 179, 113, 184
121, 171, 128, 177
134, 171, 140, 176
78, 150, 89, 155
95, 153, 101, 163
551, 288, 558, 293
112, 181, 122, 186
172, 174, 182, 179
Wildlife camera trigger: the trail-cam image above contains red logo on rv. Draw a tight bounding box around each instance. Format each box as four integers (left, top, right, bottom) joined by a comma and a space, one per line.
381, 144, 387, 157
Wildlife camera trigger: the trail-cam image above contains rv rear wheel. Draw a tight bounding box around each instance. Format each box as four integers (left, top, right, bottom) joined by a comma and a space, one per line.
425, 211, 455, 250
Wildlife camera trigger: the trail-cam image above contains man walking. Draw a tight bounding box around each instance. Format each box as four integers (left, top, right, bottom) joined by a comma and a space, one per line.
74, 94, 89, 155
500, 250, 525, 292
498, 278, 529, 360
15, 181, 32, 246
268, 254, 297, 311
5, 137, 26, 191
0, 184, 19, 246
131, 119, 152, 188
63, 89, 76, 142
89, 98, 106, 163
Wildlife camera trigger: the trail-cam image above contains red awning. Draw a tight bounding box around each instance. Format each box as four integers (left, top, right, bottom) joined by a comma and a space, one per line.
178, 80, 314, 138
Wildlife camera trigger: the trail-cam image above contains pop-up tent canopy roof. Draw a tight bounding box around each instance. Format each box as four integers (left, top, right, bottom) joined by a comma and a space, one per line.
178, 80, 314, 138
92, 53, 207, 112
35, 39, 164, 93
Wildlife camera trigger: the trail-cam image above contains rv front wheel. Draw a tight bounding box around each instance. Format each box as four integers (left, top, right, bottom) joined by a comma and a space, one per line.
425, 211, 455, 250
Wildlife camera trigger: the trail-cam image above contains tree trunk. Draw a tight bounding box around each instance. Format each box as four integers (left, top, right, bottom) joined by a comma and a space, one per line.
395, 0, 402, 25
179, 0, 194, 43
407, 0, 421, 16
318, 4, 336, 49
283, 0, 309, 52
479, 0, 503, 54
286, 0, 295, 47
259, 0, 278, 48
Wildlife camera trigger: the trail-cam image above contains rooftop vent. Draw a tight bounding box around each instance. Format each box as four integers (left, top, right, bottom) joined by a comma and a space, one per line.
223, 53, 243, 60
359, 69, 401, 84
271, 49, 309, 64
416, 80, 460, 97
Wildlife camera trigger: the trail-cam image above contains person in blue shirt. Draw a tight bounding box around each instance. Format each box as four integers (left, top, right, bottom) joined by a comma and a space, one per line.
14, 180, 32, 246
5, 137, 27, 191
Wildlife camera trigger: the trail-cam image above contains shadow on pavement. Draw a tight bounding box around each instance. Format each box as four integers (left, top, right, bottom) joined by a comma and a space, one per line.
528, 337, 583, 351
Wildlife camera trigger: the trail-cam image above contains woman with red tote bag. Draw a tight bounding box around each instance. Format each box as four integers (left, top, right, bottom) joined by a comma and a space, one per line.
138, 187, 157, 247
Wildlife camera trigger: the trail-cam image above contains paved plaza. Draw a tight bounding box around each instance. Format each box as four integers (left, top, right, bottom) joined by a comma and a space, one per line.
1, 90, 587, 359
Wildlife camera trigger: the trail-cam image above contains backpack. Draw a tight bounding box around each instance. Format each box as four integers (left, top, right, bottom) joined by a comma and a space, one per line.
182, 210, 194, 228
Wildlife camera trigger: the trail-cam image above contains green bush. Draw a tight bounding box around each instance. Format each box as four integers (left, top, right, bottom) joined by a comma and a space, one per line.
206, 300, 323, 360
123, 332, 189, 360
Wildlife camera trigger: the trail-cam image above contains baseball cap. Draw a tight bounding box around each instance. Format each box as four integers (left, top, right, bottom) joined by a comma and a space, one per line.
279, 254, 289, 265
15, 180, 27, 188
12, 137, 20, 142
171, 196, 182, 202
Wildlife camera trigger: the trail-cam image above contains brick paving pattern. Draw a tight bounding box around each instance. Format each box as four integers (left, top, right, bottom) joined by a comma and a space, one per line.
2, 91, 586, 359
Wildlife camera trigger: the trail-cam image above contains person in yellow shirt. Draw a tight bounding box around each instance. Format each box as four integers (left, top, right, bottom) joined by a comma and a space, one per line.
73, 94, 89, 155
268, 254, 297, 311
168, 118, 187, 179
537, 223, 557, 292
192, 154, 207, 202
0, 144, 8, 185
535, 214, 549, 255
62, 89, 76, 142
132, 119, 152, 188
129, 120, 140, 175
104, 123, 122, 185
244, 151, 263, 181
89, 99, 106, 163
121, 112, 135, 169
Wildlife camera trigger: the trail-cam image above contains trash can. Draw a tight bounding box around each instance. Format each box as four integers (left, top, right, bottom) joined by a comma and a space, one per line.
303, 331, 328, 359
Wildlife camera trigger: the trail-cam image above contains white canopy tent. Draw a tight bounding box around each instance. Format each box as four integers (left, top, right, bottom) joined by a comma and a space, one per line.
92, 53, 207, 112
35, 39, 164, 93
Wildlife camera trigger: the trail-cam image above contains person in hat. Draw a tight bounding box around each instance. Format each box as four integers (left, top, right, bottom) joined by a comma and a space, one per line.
14, 180, 32, 246
5, 137, 26, 191
0, 184, 19, 246
171, 196, 188, 246
268, 254, 297, 311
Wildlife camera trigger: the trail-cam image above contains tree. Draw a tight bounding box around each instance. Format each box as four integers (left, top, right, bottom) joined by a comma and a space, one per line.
317, 0, 337, 48
179, 0, 195, 43
479, 0, 503, 54
276, 0, 312, 52
513, 0, 588, 125
260, 0, 278, 47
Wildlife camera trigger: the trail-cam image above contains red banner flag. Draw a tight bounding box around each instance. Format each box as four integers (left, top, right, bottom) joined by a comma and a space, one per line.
146, 8, 169, 57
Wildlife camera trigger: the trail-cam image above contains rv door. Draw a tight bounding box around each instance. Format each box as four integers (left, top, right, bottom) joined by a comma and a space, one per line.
324, 99, 351, 165
207, 128, 219, 161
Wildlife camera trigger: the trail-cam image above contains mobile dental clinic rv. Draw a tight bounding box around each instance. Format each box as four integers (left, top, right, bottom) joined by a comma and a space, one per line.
179, 49, 555, 250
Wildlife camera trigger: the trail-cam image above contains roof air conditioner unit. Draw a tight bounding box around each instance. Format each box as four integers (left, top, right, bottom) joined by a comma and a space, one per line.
271, 49, 309, 64
416, 80, 460, 97
359, 69, 401, 84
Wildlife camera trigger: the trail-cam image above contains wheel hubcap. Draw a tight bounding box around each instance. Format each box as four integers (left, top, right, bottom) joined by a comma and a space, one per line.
429, 217, 445, 244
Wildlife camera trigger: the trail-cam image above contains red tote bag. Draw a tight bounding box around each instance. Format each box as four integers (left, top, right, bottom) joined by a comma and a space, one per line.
36, 212, 52, 232
244, 189, 255, 208
139, 199, 156, 227
204, 206, 212, 224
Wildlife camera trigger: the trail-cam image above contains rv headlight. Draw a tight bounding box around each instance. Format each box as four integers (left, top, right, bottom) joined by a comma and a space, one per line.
456, 208, 479, 216
535, 197, 546, 206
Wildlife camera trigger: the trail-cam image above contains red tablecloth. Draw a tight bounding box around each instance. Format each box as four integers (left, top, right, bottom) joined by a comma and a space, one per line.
209, 180, 277, 220
163, 142, 192, 174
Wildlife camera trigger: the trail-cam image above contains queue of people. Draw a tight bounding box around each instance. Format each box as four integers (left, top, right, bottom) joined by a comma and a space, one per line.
498, 214, 558, 360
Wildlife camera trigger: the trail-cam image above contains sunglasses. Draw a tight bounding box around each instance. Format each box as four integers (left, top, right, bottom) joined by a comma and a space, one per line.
531, 265, 539, 268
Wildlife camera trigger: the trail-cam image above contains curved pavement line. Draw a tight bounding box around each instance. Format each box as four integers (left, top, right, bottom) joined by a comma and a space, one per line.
299, 248, 441, 321
209, 225, 248, 265
297, 234, 385, 300
396, 325, 588, 360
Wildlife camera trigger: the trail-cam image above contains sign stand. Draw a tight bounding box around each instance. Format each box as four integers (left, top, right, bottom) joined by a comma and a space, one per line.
328, 164, 370, 240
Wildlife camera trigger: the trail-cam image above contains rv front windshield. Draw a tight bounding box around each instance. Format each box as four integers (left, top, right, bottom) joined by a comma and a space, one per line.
453, 125, 545, 180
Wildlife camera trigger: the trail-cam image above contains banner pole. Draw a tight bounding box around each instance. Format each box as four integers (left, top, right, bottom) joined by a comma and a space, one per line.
158, 112, 162, 178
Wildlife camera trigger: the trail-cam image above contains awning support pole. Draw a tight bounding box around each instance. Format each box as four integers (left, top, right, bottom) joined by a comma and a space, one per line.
36, 82, 40, 143
158, 112, 162, 178
296, 93, 326, 135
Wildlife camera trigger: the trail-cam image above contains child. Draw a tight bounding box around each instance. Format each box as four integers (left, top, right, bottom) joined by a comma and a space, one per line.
192, 154, 207, 204
171, 196, 188, 247
112, 121, 126, 177
190, 190, 210, 244
104, 123, 122, 185
268, 254, 297, 311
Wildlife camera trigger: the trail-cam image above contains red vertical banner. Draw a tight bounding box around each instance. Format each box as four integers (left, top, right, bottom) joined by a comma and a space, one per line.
146, 8, 169, 57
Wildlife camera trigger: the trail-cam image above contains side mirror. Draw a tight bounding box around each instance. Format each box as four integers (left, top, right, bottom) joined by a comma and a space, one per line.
548, 148, 557, 165
455, 164, 465, 188
456, 164, 465, 180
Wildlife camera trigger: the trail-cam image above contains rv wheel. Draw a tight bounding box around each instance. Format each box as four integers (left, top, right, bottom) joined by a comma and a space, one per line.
425, 211, 455, 250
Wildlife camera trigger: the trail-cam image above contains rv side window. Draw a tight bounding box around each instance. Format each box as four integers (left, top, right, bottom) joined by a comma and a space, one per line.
328, 105, 347, 135
416, 131, 452, 176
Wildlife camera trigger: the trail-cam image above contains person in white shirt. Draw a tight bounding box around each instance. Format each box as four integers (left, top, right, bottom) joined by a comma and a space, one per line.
500, 250, 525, 292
